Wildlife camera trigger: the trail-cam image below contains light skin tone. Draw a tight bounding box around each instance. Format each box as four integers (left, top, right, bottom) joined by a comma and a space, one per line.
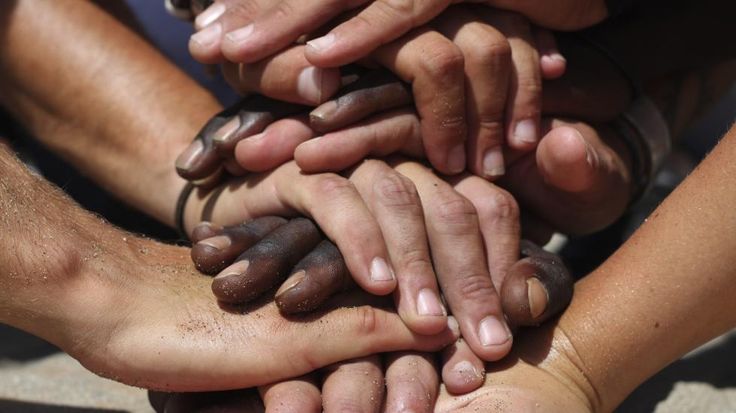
184, 2, 569, 177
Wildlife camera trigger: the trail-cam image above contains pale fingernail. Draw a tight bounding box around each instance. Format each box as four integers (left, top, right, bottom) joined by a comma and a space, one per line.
175, 140, 204, 171
194, 3, 226, 30
310, 100, 338, 123
478, 316, 512, 347
447, 316, 460, 336
527, 277, 549, 319
225, 24, 254, 44
215, 260, 249, 280
482, 147, 505, 178
307, 33, 336, 52
190, 22, 222, 48
213, 117, 241, 143
547, 52, 566, 63
297, 66, 325, 104
452, 360, 482, 381
447, 144, 466, 174
197, 235, 231, 251
513, 119, 537, 146
417, 289, 445, 316
370, 257, 395, 282
276, 270, 306, 297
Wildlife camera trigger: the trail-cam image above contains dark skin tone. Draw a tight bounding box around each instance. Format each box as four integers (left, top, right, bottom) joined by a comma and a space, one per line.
190, 217, 573, 326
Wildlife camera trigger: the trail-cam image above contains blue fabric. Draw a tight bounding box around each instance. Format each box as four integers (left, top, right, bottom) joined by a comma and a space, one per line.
124, 0, 239, 105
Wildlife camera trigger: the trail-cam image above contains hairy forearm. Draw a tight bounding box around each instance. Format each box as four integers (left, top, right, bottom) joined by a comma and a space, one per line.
0, 0, 222, 226
559, 124, 736, 411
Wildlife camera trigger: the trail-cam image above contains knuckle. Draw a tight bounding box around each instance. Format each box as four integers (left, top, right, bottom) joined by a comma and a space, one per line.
478, 188, 519, 223
313, 175, 356, 199
399, 247, 433, 274
270, 1, 296, 21
419, 44, 465, 81
457, 271, 497, 301
515, 76, 542, 103
373, 172, 421, 211
430, 191, 479, 235
224, 2, 259, 24
467, 34, 512, 68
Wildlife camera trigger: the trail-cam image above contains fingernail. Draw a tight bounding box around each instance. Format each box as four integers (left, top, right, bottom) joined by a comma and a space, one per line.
482, 147, 505, 178
310, 100, 338, 123
547, 52, 567, 63
243, 132, 266, 143
190, 22, 222, 48
215, 260, 249, 280
213, 117, 241, 143
194, 3, 226, 29
370, 257, 395, 282
276, 270, 306, 297
478, 316, 511, 347
225, 24, 254, 45
447, 144, 466, 174
417, 289, 445, 316
175, 139, 204, 171
197, 235, 231, 251
452, 360, 482, 381
447, 316, 460, 336
513, 119, 537, 146
297, 66, 325, 104
527, 277, 549, 319
307, 33, 336, 52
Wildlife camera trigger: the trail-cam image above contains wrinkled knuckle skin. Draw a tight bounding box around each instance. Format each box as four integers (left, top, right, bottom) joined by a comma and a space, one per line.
457, 272, 497, 302
224, 2, 260, 24
314, 175, 356, 199
373, 172, 421, 211
399, 247, 433, 275
430, 190, 479, 235
419, 44, 465, 82
477, 188, 519, 223
466, 33, 512, 70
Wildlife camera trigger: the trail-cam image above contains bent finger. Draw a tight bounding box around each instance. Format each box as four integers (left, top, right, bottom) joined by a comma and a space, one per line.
385, 352, 439, 413
322, 355, 384, 413
259, 375, 322, 413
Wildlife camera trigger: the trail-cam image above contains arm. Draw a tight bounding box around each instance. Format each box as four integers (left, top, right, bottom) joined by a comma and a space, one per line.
0, 0, 221, 226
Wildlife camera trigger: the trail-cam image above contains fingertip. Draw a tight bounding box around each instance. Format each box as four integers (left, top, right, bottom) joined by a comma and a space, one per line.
442, 359, 485, 394
540, 53, 567, 80
537, 126, 598, 192
189, 22, 225, 64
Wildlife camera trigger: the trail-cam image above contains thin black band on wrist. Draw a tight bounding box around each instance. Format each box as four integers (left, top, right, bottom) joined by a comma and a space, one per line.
175, 182, 196, 241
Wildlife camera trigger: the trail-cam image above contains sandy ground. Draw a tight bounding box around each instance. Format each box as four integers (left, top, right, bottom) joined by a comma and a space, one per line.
0, 324, 733, 413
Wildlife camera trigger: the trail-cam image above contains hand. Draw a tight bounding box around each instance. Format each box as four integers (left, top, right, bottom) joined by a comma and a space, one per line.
186, 5, 565, 176
186, 0, 606, 67
51, 233, 459, 392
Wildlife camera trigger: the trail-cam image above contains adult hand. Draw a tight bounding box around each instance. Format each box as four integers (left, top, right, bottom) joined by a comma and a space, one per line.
186, 5, 565, 176
186, 0, 606, 67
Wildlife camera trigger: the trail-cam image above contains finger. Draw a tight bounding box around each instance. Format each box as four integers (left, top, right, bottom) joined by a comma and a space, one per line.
393, 161, 512, 361
305, 0, 452, 68
234, 116, 315, 172
192, 216, 287, 274
384, 352, 439, 413
322, 355, 384, 413
275, 240, 353, 314
154, 389, 265, 413
211, 218, 323, 304
486, 11, 542, 151
188, 0, 265, 64
373, 28, 467, 174
295, 108, 424, 173
199, 162, 399, 296
190, 221, 224, 243
220, 0, 366, 63
434, 7, 511, 180
221, 45, 341, 105
441, 337, 485, 395
176, 96, 302, 181
349, 160, 448, 335
309, 70, 412, 134
501, 119, 631, 234
500, 240, 574, 327
212, 96, 304, 158
534, 28, 566, 80
450, 176, 521, 294
259, 375, 322, 413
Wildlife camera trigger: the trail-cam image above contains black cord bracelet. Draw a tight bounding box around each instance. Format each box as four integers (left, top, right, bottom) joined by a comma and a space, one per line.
175, 182, 196, 241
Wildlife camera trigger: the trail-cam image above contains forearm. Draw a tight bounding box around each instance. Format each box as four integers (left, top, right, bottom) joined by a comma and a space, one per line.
0, 0, 222, 226
559, 124, 736, 411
